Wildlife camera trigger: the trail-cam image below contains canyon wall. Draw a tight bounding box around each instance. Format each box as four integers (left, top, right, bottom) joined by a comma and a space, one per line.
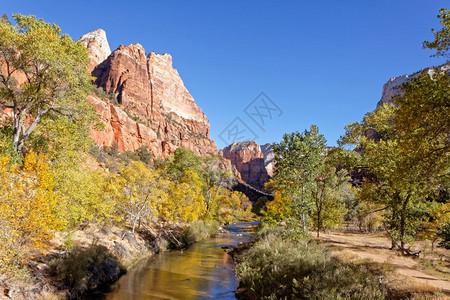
80, 29, 217, 158
377, 62, 449, 109
222, 141, 273, 191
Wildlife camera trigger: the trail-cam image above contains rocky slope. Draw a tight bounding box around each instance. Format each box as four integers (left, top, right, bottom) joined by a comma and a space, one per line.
222, 141, 273, 191
80, 29, 217, 158
377, 62, 449, 109
359, 62, 450, 142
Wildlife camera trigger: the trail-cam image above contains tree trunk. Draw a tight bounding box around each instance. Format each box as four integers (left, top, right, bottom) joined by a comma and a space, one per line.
12, 112, 21, 153
399, 195, 411, 252
317, 208, 321, 237
132, 218, 137, 233
302, 214, 306, 232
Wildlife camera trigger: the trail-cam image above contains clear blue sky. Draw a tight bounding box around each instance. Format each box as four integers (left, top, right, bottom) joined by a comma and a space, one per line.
3, 1, 448, 148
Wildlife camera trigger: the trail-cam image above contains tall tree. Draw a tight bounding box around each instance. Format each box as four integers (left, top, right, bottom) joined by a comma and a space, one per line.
312, 165, 350, 237
201, 155, 236, 219
340, 70, 449, 253
0, 152, 62, 270
0, 14, 93, 154
271, 125, 326, 230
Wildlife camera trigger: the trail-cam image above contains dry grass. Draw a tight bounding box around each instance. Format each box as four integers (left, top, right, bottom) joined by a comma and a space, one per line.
317, 228, 450, 298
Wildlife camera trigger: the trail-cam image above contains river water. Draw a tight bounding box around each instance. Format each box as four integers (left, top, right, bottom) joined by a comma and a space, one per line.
85, 222, 258, 300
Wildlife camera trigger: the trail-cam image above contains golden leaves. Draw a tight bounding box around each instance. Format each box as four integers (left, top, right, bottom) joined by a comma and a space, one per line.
0, 152, 62, 271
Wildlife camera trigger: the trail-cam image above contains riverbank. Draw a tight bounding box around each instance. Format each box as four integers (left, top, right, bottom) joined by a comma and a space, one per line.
85, 221, 259, 299
231, 225, 450, 299
232, 225, 389, 299
0, 221, 219, 299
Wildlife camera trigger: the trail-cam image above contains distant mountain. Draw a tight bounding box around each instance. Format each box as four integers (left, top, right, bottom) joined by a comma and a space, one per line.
221, 141, 273, 191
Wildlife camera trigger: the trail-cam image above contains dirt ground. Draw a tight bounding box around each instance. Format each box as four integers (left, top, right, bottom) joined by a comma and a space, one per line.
316, 230, 450, 298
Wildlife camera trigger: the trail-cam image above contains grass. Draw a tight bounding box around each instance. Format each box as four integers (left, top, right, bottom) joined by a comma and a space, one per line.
235, 225, 387, 299
318, 229, 450, 299
418, 259, 450, 281
181, 221, 219, 246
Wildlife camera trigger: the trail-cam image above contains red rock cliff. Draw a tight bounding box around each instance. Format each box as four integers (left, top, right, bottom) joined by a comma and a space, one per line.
222, 141, 272, 191
80, 30, 217, 158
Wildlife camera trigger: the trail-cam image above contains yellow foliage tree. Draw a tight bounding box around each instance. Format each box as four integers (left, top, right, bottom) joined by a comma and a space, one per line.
51, 161, 116, 228
114, 161, 173, 232
0, 152, 62, 271
171, 170, 206, 223
262, 192, 293, 224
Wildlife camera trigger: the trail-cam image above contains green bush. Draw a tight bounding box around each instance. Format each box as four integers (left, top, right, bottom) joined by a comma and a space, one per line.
50, 245, 125, 299
182, 221, 219, 246
438, 223, 450, 249
252, 196, 269, 215
235, 227, 386, 299
0, 126, 21, 164
91, 85, 119, 106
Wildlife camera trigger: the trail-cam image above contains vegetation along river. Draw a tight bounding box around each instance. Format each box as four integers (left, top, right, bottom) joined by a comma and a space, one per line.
84, 221, 259, 300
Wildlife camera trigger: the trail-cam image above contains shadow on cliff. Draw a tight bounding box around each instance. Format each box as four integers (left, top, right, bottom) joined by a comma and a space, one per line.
239, 157, 270, 192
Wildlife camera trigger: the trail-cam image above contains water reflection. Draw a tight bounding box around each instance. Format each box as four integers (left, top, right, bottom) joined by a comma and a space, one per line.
85, 222, 258, 300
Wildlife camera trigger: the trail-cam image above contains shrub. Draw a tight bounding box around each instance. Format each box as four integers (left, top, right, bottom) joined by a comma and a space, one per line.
182, 221, 219, 246
50, 245, 125, 299
0, 126, 21, 164
438, 223, 450, 249
235, 227, 386, 299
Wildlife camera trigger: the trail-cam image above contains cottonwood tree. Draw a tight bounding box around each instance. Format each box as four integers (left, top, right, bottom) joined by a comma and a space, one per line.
271, 125, 326, 231
0, 152, 62, 270
0, 14, 93, 154
201, 155, 236, 219
337, 10, 449, 252
312, 165, 350, 237
423, 8, 450, 58
116, 162, 164, 233
340, 70, 449, 254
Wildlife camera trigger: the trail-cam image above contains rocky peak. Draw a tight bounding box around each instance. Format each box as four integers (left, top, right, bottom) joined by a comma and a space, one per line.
118, 44, 147, 63
147, 52, 207, 123
222, 141, 273, 191
79, 29, 111, 72
85, 31, 217, 158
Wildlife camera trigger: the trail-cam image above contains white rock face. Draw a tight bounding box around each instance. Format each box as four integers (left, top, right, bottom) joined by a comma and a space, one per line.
261, 143, 274, 177
377, 62, 449, 109
79, 29, 112, 72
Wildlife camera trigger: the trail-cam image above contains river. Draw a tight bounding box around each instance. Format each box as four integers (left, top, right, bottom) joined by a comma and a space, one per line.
84, 221, 258, 300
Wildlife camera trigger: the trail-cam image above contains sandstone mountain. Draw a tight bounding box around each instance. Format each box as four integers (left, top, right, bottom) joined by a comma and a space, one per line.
377, 62, 449, 109
360, 62, 449, 142
79, 29, 111, 73
222, 141, 273, 191
79, 29, 217, 158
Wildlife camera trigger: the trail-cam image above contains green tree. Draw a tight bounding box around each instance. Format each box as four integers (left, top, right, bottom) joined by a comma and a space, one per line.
167, 148, 201, 180
271, 125, 326, 231
423, 8, 450, 58
340, 69, 449, 253
312, 165, 350, 237
0, 14, 93, 154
